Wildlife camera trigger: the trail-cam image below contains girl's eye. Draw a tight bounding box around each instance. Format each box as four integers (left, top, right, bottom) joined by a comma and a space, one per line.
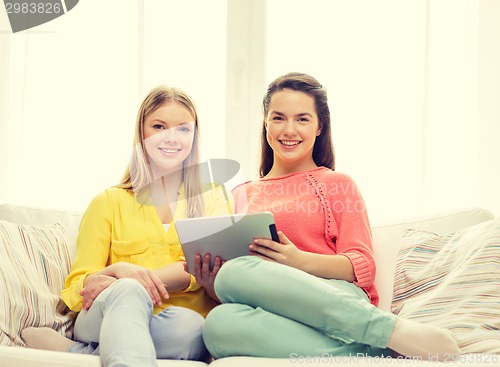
178, 126, 192, 133
298, 118, 309, 123
153, 124, 165, 130
272, 116, 284, 121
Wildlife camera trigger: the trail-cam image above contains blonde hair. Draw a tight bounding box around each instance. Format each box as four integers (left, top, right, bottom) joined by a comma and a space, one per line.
117, 85, 204, 218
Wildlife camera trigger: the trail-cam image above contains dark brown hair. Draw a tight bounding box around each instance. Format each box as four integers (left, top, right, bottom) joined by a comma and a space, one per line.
259, 72, 335, 177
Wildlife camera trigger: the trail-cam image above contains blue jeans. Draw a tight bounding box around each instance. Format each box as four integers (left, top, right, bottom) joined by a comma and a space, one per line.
203, 256, 396, 359
68, 278, 208, 366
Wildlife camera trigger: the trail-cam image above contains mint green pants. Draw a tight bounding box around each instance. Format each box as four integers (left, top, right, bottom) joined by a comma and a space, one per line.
203, 256, 396, 359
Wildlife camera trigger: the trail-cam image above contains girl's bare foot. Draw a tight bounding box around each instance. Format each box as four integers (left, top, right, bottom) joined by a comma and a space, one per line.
21, 327, 76, 352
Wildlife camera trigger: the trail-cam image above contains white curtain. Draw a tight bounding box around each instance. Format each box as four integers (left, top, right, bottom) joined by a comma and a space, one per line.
1, 0, 499, 221
263, 0, 500, 223
1, 0, 227, 212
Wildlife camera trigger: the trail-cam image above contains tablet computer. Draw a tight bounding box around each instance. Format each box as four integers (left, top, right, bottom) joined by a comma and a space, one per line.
174, 212, 278, 273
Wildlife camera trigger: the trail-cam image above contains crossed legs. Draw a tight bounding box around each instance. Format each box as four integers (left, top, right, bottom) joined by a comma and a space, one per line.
22, 278, 208, 366
203, 256, 459, 361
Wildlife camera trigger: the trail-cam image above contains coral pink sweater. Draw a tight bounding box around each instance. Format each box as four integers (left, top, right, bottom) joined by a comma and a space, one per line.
232, 167, 379, 306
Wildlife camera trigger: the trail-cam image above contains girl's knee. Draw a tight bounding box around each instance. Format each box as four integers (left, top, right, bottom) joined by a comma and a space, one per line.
215, 256, 261, 301
103, 278, 152, 308
203, 305, 226, 340
168, 307, 205, 336
204, 303, 253, 334
203, 304, 249, 358
203, 306, 227, 359
179, 315, 207, 361
110, 278, 146, 294
152, 307, 207, 361
173, 315, 206, 361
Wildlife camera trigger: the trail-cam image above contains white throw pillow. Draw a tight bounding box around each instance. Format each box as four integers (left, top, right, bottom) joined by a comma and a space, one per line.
392, 219, 500, 354
0, 220, 76, 346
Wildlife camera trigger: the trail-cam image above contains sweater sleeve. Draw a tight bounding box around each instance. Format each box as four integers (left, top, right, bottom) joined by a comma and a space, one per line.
61, 190, 113, 312
327, 173, 376, 288
231, 182, 250, 214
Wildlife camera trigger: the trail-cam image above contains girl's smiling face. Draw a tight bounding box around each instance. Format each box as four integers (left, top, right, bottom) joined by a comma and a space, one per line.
265, 89, 322, 174
143, 102, 195, 176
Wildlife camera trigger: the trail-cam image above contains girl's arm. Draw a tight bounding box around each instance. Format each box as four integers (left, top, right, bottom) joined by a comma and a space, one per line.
328, 174, 375, 288
152, 261, 191, 292
64, 190, 174, 311
295, 252, 355, 281
62, 191, 115, 312
79, 260, 184, 311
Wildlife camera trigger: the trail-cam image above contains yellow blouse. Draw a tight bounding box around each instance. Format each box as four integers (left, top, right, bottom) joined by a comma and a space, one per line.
61, 185, 232, 317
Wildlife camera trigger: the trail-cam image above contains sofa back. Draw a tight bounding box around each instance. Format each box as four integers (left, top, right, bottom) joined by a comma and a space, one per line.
0, 204, 82, 260
0, 203, 495, 312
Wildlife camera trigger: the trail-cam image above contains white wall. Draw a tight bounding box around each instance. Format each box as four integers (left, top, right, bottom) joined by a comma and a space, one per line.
142, 0, 227, 160
225, 0, 267, 182
261, 0, 499, 223
1, 1, 499, 221
264, 0, 428, 222
0, 10, 10, 205
5, 0, 139, 212
478, 0, 500, 217
424, 0, 479, 213
1, 0, 227, 212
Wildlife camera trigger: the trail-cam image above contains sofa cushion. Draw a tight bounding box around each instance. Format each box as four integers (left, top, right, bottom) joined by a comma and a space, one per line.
208, 354, 500, 366
0, 346, 209, 367
392, 218, 500, 354
0, 220, 76, 346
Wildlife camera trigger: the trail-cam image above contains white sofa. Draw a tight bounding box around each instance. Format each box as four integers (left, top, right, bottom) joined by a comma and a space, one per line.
0, 204, 497, 367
